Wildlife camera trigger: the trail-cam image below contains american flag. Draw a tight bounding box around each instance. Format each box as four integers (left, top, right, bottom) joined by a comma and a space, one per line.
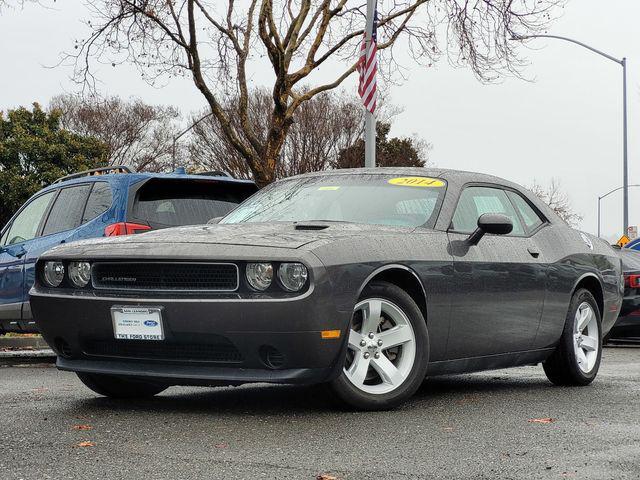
357, 10, 378, 115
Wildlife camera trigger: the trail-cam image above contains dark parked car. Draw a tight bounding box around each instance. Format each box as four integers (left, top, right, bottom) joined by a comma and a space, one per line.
30, 168, 622, 410
608, 247, 640, 342
0, 166, 257, 334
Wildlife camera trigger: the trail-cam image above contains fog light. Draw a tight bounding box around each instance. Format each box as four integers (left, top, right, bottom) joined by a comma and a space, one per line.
68, 261, 91, 288
43, 261, 65, 287
278, 263, 308, 292
246, 262, 273, 291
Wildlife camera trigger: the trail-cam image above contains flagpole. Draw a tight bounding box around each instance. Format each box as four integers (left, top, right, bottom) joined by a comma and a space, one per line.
364, 0, 376, 168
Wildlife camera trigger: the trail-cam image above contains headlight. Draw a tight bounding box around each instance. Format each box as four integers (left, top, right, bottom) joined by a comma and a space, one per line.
68, 261, 91, 288
43, 261, 65, 287
278, 263, 308, 292
246, 262, 273, 291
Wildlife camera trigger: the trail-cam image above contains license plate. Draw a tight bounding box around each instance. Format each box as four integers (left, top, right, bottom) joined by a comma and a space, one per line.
111, 306, 164, 341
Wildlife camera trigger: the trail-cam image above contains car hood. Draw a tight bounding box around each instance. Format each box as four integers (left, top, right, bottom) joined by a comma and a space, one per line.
131, 222, 411, 248
43, 222, 418, 258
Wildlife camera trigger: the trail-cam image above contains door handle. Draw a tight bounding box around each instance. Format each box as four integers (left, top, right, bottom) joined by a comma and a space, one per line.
527, 247, 540, 258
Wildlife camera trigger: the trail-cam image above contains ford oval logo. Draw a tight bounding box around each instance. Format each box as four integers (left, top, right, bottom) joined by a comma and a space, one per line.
144, 320, 158, 327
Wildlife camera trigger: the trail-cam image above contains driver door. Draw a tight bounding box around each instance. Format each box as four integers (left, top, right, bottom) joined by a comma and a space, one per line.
0, 191, 56, 327
445, 186, 546, 359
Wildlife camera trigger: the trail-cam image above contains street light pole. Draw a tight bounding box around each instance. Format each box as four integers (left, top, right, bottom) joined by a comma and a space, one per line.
597, 184, 640, 238
622, 57, 629, 235
513, 34, 629, 235
171, 112, 213, 171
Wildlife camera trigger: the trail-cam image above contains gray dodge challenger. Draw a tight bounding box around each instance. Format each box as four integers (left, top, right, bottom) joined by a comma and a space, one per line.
30, 168, 623, 410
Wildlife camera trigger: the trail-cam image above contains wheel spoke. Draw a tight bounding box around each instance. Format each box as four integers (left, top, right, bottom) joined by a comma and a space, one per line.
346, 355, 370, 386
371, 354, 404, 386
361, 299, 382, 335
348, 329, 364, 352
576, 306, 591, 333
576, 347, 588, 367
378, 325, 412, 349
581, 335, 598, 352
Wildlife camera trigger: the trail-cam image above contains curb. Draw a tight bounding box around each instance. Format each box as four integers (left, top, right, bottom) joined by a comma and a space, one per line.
0, 349, 56, 365
0, 336, 50, 350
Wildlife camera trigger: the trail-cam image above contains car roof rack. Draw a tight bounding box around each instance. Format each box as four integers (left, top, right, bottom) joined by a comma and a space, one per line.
52, 165, 134, 184
195, 170, 233, 178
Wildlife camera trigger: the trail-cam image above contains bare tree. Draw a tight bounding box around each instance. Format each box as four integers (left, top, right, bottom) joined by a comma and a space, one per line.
68, 0, 564, 186
0, 0, 47, 12
0, 1, 30, 8
529, 178, 582, 227
278, 89, 363, 178
189, 88, 403, 179
51, 94, 181, 172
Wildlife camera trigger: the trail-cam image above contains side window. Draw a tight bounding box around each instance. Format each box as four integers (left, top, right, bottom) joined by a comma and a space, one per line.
506, 191, 545, 232
41, 185, 91, 236
4, 191, 56, 245
82, 182, 113, 223
451, 186, 524, 235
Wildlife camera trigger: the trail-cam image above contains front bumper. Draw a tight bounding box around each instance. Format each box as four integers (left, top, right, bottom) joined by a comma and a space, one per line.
30, 284, 352, 386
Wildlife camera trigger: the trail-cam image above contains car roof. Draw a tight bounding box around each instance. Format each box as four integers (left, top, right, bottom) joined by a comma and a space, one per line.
38, 171, 256, 193
291, 167, 519, 187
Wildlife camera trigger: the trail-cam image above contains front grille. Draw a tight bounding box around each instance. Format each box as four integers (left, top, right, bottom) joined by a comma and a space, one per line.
83, 339, 243, 363
92, 262, 239, 292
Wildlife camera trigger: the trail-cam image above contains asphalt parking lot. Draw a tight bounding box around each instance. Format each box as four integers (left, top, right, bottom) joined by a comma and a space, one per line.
1, 347, 639, 480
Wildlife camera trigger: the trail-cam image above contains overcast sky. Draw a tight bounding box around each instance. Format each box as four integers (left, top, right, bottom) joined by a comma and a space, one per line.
1, 0, 639, 241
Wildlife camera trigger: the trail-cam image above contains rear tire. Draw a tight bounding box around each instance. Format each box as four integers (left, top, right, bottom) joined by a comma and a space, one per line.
543, 289, 602, 386
77, 372, 167, 398
330, 281, 429, 410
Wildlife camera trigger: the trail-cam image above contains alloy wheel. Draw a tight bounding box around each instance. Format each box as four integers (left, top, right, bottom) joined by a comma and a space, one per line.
573, 302, 599, 374
343, 298, 416, 394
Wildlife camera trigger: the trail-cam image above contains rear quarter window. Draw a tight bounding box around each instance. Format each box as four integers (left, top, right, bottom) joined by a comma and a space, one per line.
506, 190, 545, 232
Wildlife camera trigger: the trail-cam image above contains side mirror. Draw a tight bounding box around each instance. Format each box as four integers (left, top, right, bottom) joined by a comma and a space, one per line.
207, 216, 223, 225
2, 244, 27, 258
467, 213, 513, 245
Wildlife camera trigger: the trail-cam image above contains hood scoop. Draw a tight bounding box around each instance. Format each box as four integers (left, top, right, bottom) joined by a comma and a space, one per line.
294, 222, 330, 231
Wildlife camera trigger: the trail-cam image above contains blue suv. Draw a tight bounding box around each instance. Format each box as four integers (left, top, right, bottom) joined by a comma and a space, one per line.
0, 166, 257, 334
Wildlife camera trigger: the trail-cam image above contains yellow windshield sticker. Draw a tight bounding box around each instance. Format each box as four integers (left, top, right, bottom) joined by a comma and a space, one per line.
318, 186, 340, 191
388, 177, 445, 187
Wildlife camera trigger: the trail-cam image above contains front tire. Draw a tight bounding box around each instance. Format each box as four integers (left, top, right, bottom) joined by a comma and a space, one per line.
77, 372, 167, 398
543, 288, 602, 386
330, 281, 429, 410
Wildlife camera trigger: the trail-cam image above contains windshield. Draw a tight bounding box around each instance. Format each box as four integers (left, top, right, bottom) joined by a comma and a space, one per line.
221, 174, 447, 228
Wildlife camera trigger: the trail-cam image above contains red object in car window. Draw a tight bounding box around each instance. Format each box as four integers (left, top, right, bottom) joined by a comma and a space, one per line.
104, 222, 152, 237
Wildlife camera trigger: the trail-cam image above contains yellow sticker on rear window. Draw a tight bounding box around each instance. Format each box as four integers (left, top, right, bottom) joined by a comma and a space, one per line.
318, 186, 340, 191
388, 177, 445, 187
